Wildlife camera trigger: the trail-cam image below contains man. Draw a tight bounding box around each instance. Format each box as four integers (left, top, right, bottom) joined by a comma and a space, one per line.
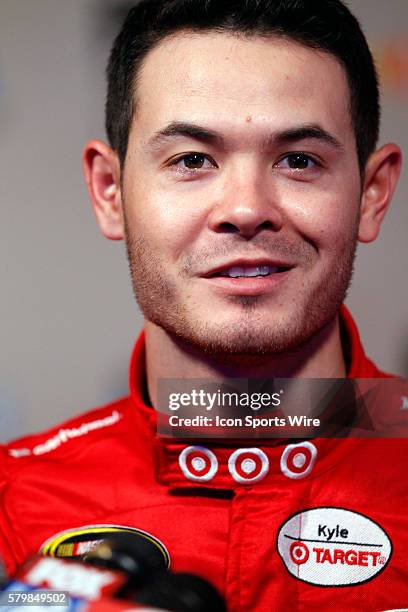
0, 0, 407, 610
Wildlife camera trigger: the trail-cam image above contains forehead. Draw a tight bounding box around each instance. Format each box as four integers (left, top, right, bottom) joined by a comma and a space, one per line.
133, 31, 353, 145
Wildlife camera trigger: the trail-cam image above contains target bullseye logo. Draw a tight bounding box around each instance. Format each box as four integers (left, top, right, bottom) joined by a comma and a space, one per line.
280, 441, 317, 479
290, 541, 310, 565
178, 446, 218, 482
228, 448, 269, 483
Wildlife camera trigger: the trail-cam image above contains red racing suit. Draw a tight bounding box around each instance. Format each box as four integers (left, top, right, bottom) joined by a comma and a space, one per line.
0, 305, 407, 611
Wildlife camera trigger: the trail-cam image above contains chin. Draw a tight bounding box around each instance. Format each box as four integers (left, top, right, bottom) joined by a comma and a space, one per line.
167, 316, 308, 357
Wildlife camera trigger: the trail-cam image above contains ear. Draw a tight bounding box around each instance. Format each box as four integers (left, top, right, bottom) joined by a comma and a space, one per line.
82, 140, 124, 240
358, 143, 402, 243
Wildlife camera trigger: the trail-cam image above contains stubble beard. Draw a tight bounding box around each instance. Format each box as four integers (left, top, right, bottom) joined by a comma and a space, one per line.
123, 216, 359, 359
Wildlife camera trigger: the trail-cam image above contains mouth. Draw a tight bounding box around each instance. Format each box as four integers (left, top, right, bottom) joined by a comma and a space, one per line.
215, 264, 288, 278
201, 260, 294, 296
203, 259, 292, 279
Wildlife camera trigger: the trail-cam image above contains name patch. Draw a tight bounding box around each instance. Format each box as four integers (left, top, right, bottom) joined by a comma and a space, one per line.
277, 507, 392, 586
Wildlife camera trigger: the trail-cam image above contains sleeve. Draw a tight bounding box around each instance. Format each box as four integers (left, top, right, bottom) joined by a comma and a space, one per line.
0, 445, 19, 578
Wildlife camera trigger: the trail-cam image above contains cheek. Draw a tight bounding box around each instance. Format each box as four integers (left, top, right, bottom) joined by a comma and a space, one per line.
124, 185, 205, 259
287, 189, 360, 251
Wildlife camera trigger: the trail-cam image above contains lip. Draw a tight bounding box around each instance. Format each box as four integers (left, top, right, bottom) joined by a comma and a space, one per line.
201, 258, 293, 279
201, 268, 293, 296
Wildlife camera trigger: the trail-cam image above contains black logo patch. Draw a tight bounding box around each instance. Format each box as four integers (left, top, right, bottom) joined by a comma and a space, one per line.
40, 524, 170, 568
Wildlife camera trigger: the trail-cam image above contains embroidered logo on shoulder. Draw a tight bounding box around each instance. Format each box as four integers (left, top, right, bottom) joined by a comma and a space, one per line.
277, 507, 392, 587
40, 524, 170, 569
8, 411, 121, 458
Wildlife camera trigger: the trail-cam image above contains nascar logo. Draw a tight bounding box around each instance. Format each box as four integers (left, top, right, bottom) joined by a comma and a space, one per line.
40, 524, 170, 569
277, 507, 392, 586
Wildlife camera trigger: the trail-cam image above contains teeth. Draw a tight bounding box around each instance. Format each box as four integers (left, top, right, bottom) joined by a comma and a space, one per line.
245, 267, 263, 277
220, 265, 279, 278
227, 266, 244, 278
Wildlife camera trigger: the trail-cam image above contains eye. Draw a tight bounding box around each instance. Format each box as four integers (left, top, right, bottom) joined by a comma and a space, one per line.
168, 152, 217, 172
276, 153, 320, 171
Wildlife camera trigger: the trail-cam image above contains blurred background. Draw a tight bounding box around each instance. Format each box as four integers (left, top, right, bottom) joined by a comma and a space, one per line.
0, 0, 407, 441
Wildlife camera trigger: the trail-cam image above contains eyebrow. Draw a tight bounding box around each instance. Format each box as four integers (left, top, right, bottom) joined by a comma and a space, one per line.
273, 125, 344, 152
146, 121, 344, 152
147, 122, 224, 149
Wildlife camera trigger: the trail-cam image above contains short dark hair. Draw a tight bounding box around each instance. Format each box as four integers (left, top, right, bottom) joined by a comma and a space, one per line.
106, 0, 380, 172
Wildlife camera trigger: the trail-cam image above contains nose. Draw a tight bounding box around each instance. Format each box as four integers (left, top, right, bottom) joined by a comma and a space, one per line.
207, 168, 283, 238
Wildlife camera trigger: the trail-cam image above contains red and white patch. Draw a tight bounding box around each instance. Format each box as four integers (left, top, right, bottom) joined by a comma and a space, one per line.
277, 507, 392, 586
280, 441, 317, 479
228, 448, 269, 483
178, 446, 218, 482
20, 556, 125, 600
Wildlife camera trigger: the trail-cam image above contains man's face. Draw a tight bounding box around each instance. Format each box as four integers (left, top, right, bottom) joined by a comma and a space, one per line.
121, 33, 361, 356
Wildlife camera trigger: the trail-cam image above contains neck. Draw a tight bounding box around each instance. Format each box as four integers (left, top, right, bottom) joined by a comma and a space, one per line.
145, 315, 346, 408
